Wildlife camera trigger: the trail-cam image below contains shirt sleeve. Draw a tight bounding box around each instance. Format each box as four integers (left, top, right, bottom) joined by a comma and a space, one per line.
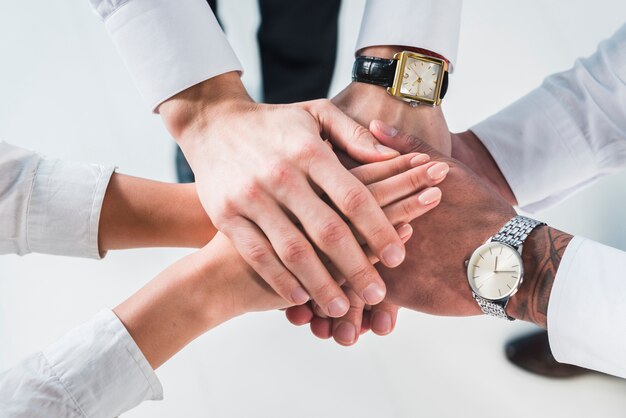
357, 0, 462, 69
0, 142, 114, 259
547, 236, 626, 378
88, 0, 243, 112
0, 310, 162, 418
471, 23, 626, 213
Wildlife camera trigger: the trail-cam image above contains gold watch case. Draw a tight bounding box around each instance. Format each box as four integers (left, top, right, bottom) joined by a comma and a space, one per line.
387, 51, 448, 107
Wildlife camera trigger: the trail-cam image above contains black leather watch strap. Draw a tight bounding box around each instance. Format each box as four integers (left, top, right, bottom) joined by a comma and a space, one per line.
352, 56, 397, 88
352, 55, 449, 100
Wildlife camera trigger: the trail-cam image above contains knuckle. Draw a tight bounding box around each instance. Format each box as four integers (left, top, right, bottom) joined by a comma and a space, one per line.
241, 181, 263, 201
409, 170, 424, 191
346, 263, 378, 286
317, 219, 348, 246
310, 280, 336, 300
246, 242, 271, 264
401, 198, 415, 218
342, 186, 370, 217
281, 238, 311, 264
267, 269, 294, 292
267, 161, 293, 187
295, 141, 323, 163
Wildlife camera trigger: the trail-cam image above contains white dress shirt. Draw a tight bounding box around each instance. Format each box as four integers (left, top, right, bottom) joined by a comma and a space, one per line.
472, 24, 626, 377
0, 143, 162, 417
87, 0, 462, 111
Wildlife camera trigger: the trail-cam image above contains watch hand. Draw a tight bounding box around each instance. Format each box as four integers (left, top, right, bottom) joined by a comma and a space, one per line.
494, 256, 498, 272
494, 270, 518, 274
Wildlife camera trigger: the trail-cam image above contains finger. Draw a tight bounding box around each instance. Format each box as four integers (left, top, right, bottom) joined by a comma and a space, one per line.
304, 99, 399, 162
332, 287, 365, 346
222, 217, 307, 305
369, 119, 438, 156
246, 197, 350, 318
285, 304, 314, 326
308, 151, 406, 271
349, 152, 428, 185
310, 316, 333, 339
369, 302, 400, 336
367, 161, 449, 207
278, 174, 388, 306
331, 223, 413, 285
381, 187, 442, 227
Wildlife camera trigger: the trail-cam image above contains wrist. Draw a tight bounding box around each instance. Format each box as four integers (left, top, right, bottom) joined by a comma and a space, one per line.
506, 226, 573, 327
452, 130, 517, 205
158, 71, 253, 142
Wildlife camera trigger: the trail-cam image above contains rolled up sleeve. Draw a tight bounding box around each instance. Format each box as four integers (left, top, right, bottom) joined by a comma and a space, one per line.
0, 142, 114, 259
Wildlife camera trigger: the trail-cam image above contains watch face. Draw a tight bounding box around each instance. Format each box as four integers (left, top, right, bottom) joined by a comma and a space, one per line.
400, 57, 442, 100
467, 242, 523, 301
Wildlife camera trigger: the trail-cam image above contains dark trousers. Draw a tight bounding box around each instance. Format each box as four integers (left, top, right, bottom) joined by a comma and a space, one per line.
176, 0, 342, 183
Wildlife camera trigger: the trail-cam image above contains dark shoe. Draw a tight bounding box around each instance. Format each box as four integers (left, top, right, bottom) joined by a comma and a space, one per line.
505, 330, 593, 378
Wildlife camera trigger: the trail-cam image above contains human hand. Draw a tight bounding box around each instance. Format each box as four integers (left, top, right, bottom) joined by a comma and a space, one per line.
159, 72, 408, 318
361, 121, 517, 316
332, 46, 452, 156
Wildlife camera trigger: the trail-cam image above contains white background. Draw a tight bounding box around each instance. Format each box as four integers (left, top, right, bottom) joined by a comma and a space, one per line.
2, 1, 626, 417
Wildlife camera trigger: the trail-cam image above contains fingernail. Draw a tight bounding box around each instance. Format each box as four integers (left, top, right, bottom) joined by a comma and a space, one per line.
291, 287, 310, 305
418, 187, 442, 205
375, 120, 398, 137
375, 143, 399, 156
334, 322, 357, 345
328, 297, 350, 317
410, 153, 430, 166
427, 162, 449, 181
381, 243, 405, 267
371, 311, 393, 335
363, 283, 386, 305
397, 224, 413, 240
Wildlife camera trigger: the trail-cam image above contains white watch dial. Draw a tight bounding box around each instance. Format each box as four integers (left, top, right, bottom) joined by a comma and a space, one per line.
400, 57, 441, 100
467, 242, 523, 301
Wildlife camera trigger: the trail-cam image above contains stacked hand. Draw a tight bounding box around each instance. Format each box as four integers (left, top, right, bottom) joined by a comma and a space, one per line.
285, 119, 518, 345
160, 72, 420, 319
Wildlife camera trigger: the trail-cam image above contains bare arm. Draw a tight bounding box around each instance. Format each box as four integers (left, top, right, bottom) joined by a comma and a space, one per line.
98, 173, 216, 252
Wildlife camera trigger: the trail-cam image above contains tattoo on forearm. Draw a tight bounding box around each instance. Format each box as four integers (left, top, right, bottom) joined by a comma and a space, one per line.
514, 227, 573, 328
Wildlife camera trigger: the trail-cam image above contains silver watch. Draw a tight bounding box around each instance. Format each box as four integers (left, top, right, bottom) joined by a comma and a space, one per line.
466, 215, 545, 320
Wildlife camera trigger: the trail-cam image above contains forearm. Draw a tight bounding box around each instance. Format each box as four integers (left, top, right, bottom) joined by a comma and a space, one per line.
98, 173, 216, 252
113, 234, 288, 369
507, 226, 574, 328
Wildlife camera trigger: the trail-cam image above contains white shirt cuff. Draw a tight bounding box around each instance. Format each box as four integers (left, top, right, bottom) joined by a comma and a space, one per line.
43, 309, 163, 418
547, 236, 626, 378
356, 0, 462, 69
471, 86, 599, 213
27, 157, 114, 259
102, 0, 243, 112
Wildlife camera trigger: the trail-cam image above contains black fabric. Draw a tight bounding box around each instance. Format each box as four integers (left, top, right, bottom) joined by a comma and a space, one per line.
176, 0, 342, 183
258, 0, 341, 103
351, 56, 398, 88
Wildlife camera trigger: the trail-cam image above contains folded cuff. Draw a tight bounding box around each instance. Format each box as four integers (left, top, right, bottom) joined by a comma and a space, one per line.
104, 0, 243, 112
471, 86, 599, 213
26, 157, 114, 259
44, 310, 163, 418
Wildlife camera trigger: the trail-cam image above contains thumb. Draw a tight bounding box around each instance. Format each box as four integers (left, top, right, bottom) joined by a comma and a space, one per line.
369, 120, 439, 157
306, 100, 400, 163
